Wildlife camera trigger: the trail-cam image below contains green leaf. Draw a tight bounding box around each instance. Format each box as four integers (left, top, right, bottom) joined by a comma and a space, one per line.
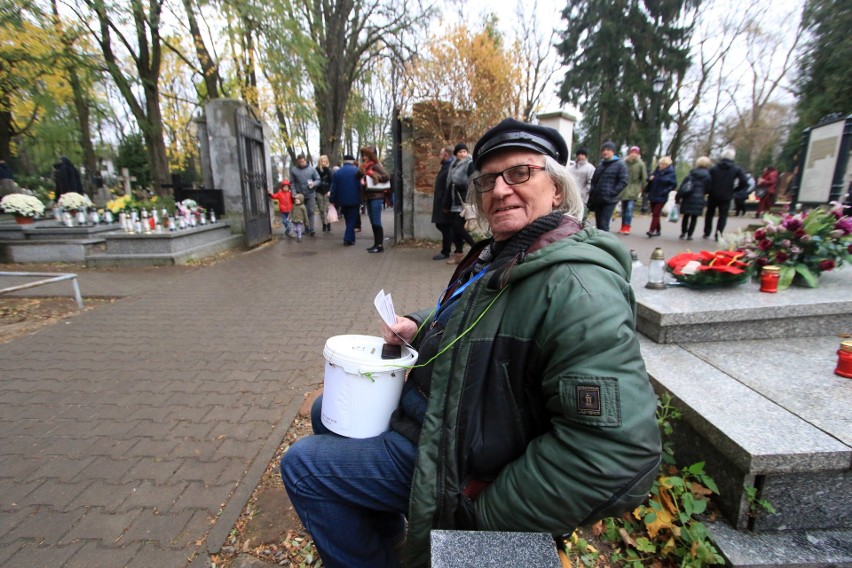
778, 265, 796, 289
687, 462, 706, 475
700, 475, 719, 494
635, 537, 657, 553
794, 264, 819, 287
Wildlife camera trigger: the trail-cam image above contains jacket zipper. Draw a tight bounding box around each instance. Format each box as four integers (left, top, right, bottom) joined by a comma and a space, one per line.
432, 276, 483, 527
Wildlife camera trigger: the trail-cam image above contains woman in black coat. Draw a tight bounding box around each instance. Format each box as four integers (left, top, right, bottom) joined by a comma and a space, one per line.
675, 156, 712, 240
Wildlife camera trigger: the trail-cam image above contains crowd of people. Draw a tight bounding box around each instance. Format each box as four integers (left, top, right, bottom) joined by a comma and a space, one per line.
563, 142, 794, 241
268, 146, 392, 252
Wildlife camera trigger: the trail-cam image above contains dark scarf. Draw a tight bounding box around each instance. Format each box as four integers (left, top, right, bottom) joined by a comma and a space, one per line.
472, 211, 565, 276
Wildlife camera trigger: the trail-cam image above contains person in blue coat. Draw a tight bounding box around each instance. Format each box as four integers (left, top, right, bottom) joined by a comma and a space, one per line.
645, 156, 677, 237
330, 155, 362, 246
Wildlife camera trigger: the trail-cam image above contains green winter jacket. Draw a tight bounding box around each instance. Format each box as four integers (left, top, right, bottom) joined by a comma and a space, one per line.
402, 216, 661, 566
619, 155, 647, 201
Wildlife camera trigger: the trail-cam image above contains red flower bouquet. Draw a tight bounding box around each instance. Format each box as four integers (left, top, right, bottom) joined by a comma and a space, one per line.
666, 250, 749, 289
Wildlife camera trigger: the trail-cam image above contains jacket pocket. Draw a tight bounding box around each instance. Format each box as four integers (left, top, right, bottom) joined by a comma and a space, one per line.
558, 375, 621, 428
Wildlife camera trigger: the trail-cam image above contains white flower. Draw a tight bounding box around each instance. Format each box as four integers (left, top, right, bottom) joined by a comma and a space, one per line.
1, 193, 45, 217
57, 192, 94, 210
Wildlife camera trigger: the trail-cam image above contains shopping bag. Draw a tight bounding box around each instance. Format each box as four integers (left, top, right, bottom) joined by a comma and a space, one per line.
667, 204, 680, 222
327, 204, 339, 223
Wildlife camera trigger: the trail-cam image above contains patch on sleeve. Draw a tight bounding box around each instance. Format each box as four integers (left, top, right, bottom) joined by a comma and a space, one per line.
559, 376, 621, 428
576, 385, 601, 416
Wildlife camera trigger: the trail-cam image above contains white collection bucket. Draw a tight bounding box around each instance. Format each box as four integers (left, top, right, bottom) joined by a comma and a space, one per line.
321, 335, 418, 439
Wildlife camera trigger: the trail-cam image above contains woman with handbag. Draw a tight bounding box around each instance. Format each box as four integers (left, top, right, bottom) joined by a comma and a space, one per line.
443, 143, 477, 264
675, 156, 711, 240
645, 156, 677, 237
316, 155, 333, 232
358, 146, 391, 253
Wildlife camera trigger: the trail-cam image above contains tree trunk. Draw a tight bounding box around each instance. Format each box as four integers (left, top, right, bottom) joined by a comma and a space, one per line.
68, 69, 97, 194
0, 107, 12, 162
182, 0, 220, 99
144, 83, 171, 195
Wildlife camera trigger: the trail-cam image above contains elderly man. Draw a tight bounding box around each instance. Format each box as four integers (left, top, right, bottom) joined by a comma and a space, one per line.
289, 154, 320, 235
588, 141, 628, 232
281, 118, 661, 568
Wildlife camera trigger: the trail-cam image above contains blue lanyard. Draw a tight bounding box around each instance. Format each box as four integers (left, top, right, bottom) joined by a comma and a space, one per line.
435, 266, 489, 316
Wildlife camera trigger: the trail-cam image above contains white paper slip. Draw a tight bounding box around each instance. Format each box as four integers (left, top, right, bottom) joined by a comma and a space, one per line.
374, 289, 396, 326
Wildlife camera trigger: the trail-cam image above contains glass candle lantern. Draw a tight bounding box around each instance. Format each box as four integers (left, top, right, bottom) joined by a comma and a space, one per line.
646, 247, 666, 289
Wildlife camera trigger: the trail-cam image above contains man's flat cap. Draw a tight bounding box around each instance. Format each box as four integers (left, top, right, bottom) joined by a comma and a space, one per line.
472, 118, 569, 168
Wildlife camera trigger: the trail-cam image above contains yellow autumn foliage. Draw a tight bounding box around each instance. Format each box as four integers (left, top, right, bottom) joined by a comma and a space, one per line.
404, 22, 522, 143
0, 9, 72, 142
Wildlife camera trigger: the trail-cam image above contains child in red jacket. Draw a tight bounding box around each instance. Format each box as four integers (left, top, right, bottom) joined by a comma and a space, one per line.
269, 180, 295, 237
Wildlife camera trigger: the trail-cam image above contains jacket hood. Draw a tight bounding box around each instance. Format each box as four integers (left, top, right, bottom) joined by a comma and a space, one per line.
716, 158, 736, 169
491, 217, 632, 287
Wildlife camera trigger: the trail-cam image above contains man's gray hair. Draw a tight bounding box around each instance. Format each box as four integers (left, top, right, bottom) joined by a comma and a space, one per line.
466, 155, 585, 230
721, 148, 736, 161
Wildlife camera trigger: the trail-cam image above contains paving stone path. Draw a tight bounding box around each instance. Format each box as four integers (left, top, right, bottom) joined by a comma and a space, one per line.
0, 213, 451, 568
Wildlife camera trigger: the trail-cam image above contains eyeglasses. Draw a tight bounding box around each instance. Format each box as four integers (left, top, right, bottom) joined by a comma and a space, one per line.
472, 164, 545, 193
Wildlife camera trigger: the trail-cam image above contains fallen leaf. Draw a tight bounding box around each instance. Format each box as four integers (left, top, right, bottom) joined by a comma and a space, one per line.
590, 520, 604, 537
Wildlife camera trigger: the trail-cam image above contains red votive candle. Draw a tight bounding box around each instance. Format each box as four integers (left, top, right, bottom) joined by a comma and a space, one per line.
836, 340, 852, 378
760, 265, 780, 293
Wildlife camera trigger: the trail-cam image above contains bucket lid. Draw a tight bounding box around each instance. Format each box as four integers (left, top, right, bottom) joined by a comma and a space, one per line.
323, 334, 418, 375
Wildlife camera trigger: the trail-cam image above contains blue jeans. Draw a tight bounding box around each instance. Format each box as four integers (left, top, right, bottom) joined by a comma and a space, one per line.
366, 197, 383, 227
620, 199, 635, 226
280, 212, 292, 233
281, 396, 416, 568
592, 202, 618, 232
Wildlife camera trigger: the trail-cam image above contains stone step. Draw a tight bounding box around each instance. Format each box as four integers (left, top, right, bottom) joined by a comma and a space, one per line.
0, 238, 105, 263
641, 337, 851, 532
632, 266, 851, 344
708, 518, 852, 568
86, 233, 243, 267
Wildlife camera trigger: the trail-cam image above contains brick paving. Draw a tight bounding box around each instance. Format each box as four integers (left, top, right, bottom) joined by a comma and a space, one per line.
0, 209, 757, 567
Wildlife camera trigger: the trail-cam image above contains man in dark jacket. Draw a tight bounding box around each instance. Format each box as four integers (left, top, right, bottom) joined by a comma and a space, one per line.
329, 155, 361, 246
431, 145, 454, 260
589, 141, 628, 232
703, 148, 748, 239
281, 118, 661, 568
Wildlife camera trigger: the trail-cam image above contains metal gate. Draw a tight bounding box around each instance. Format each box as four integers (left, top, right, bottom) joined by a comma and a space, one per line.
235, 109, 272, 248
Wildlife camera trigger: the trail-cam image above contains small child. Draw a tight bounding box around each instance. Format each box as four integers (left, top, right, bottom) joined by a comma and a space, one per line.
268, 180, 294, 237
289, 193, 308, 242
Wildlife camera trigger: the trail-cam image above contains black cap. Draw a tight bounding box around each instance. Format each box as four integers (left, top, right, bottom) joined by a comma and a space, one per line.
472, 118, 569, 167
453, 143, 469, 155
601, 140, 617, 152
343, 154, 356, 161
576, 147, 589, 158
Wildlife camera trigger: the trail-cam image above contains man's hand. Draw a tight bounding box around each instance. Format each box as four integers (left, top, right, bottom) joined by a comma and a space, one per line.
382, 315, 417, 346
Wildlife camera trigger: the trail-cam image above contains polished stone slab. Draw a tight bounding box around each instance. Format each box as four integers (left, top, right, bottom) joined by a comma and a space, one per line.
642, 339, 850, 473
641, 337, 851, 531
431, 531, 561, 568
685, 336, 852, 447
708, 519, 852, 568
103, 222, 233, 255
632, 266, 852, 343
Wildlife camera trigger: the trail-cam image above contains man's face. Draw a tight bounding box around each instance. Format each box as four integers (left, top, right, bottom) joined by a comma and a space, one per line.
479, 149, 563, 242
439, 149, 450, 162
576, 153, 587, 162
455, 149, 468, 160
297, 158, 307, 168
601, 148, 614, 160
628, 150, 640, 158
